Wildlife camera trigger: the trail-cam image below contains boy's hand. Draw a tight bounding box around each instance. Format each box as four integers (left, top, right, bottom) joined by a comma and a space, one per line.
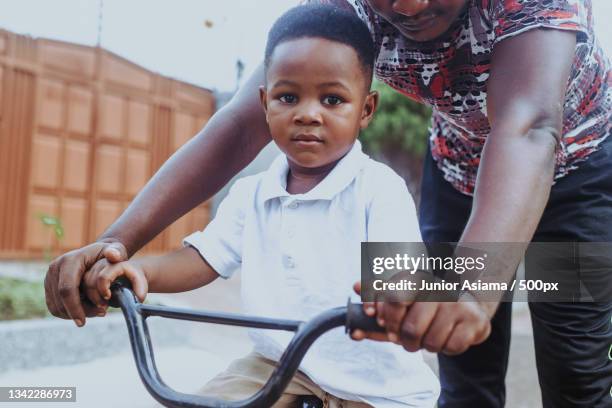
351, 281, 493, 355
350, 281, 396, 342
82, 261, 149, 313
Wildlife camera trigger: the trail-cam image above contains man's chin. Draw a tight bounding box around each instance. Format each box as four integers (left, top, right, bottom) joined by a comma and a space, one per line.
397, 22, 453, 42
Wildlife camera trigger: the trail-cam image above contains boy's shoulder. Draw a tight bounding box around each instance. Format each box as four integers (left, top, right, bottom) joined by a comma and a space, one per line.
357, 156, 408, 194
225, 172, 267, 199
224, 166, 282, 206
361, 156, 403, 179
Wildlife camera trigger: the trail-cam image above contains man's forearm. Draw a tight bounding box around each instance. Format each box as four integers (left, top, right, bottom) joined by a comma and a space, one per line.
98, 65, 269, 257
458, 127, 557, 314
462, 127, 557, 243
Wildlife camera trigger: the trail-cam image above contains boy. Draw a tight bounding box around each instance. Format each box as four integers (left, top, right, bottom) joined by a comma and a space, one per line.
86, 4, 439, 407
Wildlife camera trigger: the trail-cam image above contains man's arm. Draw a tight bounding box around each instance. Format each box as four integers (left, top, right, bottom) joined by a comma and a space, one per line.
358, 29, 577, 354
45, 64, 269, 326
460, 28, 576, 314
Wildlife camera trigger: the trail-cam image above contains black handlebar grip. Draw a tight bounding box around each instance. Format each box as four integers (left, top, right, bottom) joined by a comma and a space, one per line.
108, 276, 133, 308
345, 300, 386, 334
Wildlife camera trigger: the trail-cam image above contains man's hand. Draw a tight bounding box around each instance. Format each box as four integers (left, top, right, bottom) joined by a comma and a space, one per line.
44, 241, 128, 327
351, 282, 493, 355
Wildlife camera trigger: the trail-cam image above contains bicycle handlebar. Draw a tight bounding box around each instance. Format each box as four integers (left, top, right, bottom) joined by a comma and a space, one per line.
109, 278, 384, 408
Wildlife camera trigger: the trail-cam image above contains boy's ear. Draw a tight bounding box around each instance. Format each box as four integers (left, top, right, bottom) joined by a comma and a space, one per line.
360, 90, 379, 129
259, 86, 269, 119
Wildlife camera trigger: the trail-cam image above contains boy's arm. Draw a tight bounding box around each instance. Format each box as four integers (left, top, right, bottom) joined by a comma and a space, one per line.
45, 64, 268, 326
86, 176, 247, 308
83, 246, 220, 307
92, 175, 248, 306
135, 246, 219, 293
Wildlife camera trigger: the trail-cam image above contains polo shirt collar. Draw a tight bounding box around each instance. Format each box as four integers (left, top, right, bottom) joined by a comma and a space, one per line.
260, 140, 368, 202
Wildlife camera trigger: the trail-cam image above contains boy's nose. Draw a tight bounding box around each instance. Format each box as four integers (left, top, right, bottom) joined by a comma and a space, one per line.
392, 0, 430, 17
294, 104, 322, 126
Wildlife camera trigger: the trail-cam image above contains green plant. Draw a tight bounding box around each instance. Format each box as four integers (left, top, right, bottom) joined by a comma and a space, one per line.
37, 214, 64, 261
0, 278, 50, 320
361, 80, 431, 157
0, 277, 131, 321
360, 80, 432, 201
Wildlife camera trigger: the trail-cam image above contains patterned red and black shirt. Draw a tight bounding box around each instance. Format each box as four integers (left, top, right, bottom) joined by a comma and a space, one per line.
309, 0, 611, 195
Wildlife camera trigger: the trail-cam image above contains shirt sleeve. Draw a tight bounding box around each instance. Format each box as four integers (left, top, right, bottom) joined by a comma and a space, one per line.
490, 0, 591, 46
183, 179, 247, 279
366, 167, 423, 243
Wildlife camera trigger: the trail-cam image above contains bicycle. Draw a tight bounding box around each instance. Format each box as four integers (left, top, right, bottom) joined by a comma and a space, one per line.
109, 278, 384, 408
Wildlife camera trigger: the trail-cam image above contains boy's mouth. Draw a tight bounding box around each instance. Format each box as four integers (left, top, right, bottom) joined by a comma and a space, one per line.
292, 134, 324, 144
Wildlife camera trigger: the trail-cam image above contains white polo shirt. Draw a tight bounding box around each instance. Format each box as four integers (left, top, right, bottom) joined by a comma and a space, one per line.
184, 141, 439, 407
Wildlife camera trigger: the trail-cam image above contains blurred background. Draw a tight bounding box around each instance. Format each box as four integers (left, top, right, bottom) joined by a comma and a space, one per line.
0, 1, 610, 407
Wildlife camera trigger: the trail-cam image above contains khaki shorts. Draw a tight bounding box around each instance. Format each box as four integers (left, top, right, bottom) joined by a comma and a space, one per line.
197, 352, 372, 408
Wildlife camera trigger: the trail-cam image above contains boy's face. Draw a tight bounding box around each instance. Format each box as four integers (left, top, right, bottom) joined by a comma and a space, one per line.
366, 0, 468, 42
260, 38, 377, 170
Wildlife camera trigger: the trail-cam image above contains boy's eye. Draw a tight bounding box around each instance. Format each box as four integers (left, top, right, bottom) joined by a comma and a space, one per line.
279, 94, 297, 104
322, 95, 343, 105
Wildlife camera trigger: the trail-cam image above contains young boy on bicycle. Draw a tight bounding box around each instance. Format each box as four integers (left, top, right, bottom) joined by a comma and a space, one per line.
86, 4, 439, 407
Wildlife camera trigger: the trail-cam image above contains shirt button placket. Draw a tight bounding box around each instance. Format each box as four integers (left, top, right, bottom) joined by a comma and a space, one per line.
286, 227, 295, 238
283, 200, 299, 267
285, 255, 295, 269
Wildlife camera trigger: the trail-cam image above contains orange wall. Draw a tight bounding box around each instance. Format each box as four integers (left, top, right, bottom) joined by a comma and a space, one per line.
0, 29, 215, 259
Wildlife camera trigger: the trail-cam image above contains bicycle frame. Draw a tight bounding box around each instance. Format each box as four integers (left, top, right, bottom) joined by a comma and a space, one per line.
109, 279, 382, 408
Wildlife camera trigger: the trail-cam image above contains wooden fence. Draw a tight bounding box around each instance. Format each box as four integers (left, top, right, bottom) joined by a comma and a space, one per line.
0, 29, 215, 259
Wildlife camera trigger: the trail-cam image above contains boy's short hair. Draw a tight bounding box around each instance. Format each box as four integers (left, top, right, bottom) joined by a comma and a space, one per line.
264, 4, 375, 87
